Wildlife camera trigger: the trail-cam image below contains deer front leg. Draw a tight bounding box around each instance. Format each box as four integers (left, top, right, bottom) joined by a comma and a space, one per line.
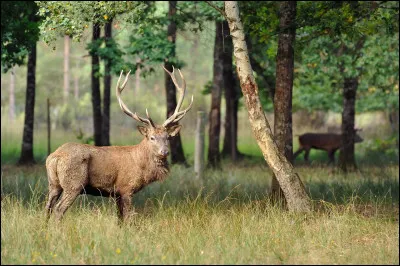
328, 150, 336, 164
116, 193, 133, 222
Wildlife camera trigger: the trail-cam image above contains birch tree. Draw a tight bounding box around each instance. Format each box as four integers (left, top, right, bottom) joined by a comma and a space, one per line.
223, 1, 311, 212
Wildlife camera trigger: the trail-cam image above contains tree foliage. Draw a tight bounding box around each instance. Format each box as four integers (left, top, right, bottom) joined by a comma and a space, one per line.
240, 1, 399, 114
1, 1, 41, 72
36, 1, 149, 43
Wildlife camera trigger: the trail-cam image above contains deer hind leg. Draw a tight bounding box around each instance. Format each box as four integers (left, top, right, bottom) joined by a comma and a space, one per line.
304, 148, 311, 163
45, 185, 62, 218
53, 156, 89, 221
53, 189, 81, 221
293, 147, 305, 160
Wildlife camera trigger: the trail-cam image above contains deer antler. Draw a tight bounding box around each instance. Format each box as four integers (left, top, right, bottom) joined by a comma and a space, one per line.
162, 65, 194, 128
116, 70, 155, 127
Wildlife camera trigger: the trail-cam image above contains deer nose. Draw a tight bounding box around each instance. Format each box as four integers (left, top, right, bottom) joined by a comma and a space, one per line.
159, 149, 169, 157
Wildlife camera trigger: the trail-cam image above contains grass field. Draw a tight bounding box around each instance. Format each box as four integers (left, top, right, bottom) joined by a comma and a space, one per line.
1, 113, 399, 264
1, 160, 399, 264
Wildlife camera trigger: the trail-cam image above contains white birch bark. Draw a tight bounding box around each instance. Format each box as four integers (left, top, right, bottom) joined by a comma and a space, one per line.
224, 1, 311, 212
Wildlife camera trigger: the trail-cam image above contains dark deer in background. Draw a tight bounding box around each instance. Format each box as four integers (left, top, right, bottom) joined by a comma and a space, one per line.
293, 129, 363, 164
45, 66, 193, 222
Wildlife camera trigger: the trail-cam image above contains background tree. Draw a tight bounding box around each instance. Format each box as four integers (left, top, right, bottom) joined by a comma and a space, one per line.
101, 19, 113, 146
207, 20, 224, 168
271, 1, 296, 203
294, 1, 399, 170
221, 20, 242, 160
1, 1, 41, 165
223, 1, 312, 212
37, 1, 146, 146
165, 1, 187, 165
90, 23, 102, 146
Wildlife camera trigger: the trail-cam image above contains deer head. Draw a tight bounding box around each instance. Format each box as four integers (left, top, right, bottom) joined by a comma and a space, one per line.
115, 66, 193, 159
354, 128, 363, 143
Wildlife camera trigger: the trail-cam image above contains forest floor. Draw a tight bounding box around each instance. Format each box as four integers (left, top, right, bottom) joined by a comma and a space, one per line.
1, 160, 398, 264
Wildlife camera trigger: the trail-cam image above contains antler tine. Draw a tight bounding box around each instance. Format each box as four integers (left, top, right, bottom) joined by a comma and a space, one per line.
116, 70, 154, 127
162, 65, 193, 127
145, 108, 155, 128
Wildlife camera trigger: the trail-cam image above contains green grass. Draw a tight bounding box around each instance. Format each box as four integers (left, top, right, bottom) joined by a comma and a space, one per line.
1, 162, 399, 264
2, 113, 399, 264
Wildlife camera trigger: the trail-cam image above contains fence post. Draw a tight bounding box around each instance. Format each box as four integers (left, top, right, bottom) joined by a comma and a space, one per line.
195, 111, 205, 180
47, 98, 51, 156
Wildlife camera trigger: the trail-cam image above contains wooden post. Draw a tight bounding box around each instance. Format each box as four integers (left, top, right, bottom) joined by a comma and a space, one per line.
47, 98, 51, 156
195, 111, 205, 180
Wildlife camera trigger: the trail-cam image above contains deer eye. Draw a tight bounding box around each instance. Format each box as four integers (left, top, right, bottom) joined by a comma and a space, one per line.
150, 136, 155, 141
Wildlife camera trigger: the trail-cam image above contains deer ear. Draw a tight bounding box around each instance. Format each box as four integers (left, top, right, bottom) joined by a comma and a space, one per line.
137, 126, 148, 136
167, 125, 182, 137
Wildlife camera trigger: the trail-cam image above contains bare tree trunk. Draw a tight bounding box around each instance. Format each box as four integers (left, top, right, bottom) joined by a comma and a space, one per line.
102, 20, 112, 146
18, 44, 37, 165
339, 77, 358, 172
222, 20, 240, 160
388, 109, 399, 154
165, 1, 186, 165
271, 1, 296, 205
9, 67, 16, 121
91, 23, 103, 146
208, 21, 224, 168
195, 111, 206, 180
63, 35, 70, 104
224, 1, 311, 212
74, 60, 79, 100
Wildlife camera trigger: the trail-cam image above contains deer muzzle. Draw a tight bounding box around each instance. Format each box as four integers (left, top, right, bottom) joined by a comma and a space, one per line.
159, 148, 169, 158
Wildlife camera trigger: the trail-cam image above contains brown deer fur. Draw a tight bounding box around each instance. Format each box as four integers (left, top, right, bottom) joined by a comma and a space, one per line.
45, 67, 192, 222
293, 132, 363, 163
45, 125, 181, 221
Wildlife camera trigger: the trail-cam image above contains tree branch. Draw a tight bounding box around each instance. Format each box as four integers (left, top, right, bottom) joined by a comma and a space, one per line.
205, 1, 228, 20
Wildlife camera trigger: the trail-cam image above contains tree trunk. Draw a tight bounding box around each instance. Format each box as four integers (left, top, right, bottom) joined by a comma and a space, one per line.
388, 109, 399, 155
222, 20, 240, 160
91, 23, 103, 146
208, 21, 224, 168
102, 20, 112, 146
165, 1, 186, 165
9, 67, 16, 121
271, 1, 296, 205
18, 44, 37, 165
63, 35, 70, 104
195, 111, 206, 180
339, 77, 358, 172
224, 1, 311, 212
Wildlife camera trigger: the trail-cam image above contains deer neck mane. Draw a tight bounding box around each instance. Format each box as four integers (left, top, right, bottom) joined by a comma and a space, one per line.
138, 138, 169, 181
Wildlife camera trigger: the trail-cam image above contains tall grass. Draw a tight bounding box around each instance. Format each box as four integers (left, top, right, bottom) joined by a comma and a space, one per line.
2, 110, 399, 264
1, 162, 399, 264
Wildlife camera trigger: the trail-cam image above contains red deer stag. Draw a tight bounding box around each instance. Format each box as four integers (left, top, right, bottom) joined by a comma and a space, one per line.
293, 130, 363, 164
45, 66, 193, 221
